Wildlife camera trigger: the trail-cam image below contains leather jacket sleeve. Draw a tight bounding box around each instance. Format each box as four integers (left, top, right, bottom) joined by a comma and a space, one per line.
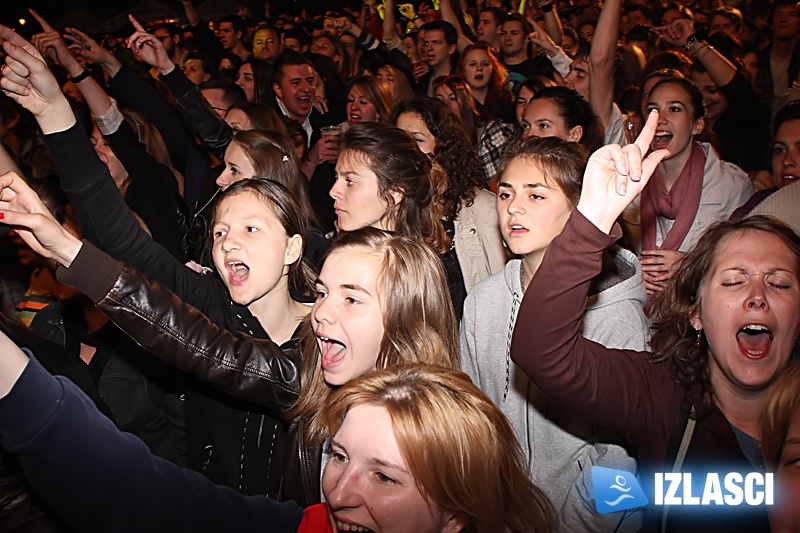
160, 68, 233, 162
57, 241, 301, 417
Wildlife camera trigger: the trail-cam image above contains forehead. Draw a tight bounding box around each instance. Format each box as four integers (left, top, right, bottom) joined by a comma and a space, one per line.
224, 141, 254, 164
649, 82, 692, 103
280, 63, 313, 81
426, 29, 446, 41
184, 58, 204, 69
219, 22, 235, 31
465, 49, 491, 61
216, 190, 276, 220
255, 29, 276, 39
525, 97, 563, 120
709, 231, 799, 274
337, 149, 377, 174
503, 20, 524, 31
397, 112, 432, 135
479, 11, 496, 22
335, 404, 402, 462
501, 157, 551, 185
321, 247, 384, 285
775, 118, 800, 143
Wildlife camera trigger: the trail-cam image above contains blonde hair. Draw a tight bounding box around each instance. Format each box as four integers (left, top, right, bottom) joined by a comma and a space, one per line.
323, 364, 554, 533
761, 359, 800, 470
291, 227, 459, 441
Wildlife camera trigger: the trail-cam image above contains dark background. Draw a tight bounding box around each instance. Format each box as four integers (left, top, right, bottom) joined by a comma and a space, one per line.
1, 0, 348, 37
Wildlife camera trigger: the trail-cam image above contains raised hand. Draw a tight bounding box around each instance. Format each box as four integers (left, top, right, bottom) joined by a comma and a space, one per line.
125, 14, 174, 74
29, 9, 79, 72
0, 26, 74, 133
527, 17, 558, 56
658, 19, 695, 48
0, 172, 83, 267
576, 110, 669, 234
64, 27, 116, 69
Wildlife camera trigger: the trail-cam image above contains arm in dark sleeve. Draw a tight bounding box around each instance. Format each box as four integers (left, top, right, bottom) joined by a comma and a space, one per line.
160, 67, 233, 162
108, 64, 210, 211
0, 356, 303, 533
56, 241, 301, 415
510, 210, 677, 439
106, 120, 187, 261
42, 123, 221, 314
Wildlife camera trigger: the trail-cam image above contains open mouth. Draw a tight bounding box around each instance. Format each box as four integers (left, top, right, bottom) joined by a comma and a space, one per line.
652, 131, 672, 150
507, 223, 528, 236
782, 174, 799, 185
226, 260, 250, 286
736, 324, 773, 359
318, 335, 347, 369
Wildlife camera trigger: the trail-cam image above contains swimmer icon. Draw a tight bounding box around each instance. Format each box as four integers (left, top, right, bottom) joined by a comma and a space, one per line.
592, 466, 649, 514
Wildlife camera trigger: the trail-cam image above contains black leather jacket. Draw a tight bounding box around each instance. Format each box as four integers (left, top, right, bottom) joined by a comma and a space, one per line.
57, 241, 321, 505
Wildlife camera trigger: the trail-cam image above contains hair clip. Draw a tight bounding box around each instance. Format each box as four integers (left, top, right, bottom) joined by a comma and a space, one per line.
282, 154, 289, 162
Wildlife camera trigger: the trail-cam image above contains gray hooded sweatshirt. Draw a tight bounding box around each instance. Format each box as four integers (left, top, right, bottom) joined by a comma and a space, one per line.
461, 246, 649, 533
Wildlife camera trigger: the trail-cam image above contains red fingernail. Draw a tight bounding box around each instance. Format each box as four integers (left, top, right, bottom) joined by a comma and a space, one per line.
0, 212, 5, 220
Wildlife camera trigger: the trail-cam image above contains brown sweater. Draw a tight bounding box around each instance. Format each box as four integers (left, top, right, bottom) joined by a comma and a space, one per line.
510, 211, 770, 532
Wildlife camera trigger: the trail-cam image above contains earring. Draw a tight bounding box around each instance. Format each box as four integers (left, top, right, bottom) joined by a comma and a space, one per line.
695, 328, 703, 347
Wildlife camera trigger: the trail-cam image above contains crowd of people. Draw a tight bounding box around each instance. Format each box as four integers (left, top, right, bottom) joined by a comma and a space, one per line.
0, 0, 799, 531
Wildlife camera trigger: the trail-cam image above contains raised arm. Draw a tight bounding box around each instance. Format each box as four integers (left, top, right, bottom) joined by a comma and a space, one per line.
510, 113, 670, 434
660, 19, 735, 87
1, 26, 216, 309
439, 0, 474, 51
588, 0, 621, 129
0, 172, 299, 413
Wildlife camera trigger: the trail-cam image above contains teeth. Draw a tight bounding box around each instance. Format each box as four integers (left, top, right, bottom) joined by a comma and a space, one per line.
742, 324, 769, 332
335, 521, 372, 532
654, 131, 671, 137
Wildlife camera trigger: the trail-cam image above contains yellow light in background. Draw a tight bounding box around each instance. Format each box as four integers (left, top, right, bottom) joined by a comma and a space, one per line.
19, 18, 26, 25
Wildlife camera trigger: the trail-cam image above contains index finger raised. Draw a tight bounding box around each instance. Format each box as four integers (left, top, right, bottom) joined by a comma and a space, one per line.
634, 109, 658, 156
128, 14, 147, 33
29, 9, 56, 32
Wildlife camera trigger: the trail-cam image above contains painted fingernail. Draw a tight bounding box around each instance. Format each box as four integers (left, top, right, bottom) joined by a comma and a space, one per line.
0, 212, 5, 220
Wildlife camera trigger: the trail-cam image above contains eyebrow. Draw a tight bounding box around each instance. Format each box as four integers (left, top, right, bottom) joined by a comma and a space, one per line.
331, 439, 409, 473
498, 181, 552, 189
720, 267, 795, 275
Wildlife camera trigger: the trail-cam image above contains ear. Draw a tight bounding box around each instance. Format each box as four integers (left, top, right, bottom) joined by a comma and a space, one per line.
691, 117, 705, 136
273, 82, 283, 100
689, 308, 703, 331
447, 43, 457, 55
284, 234, 304, 266
441, 513, 468, 533
389, 188, 404, 206
567, 124, 583, 143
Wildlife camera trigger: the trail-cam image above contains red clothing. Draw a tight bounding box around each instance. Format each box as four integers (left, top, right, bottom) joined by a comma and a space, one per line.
298, 504, 333, 533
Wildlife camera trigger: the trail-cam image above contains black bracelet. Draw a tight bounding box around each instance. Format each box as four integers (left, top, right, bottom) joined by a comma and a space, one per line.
684, 33, 698, 51
70, 69, 91, 84
540, 3, 554, 12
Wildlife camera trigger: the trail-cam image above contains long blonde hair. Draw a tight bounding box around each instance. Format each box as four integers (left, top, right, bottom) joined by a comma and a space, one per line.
291, 228, 459, 441
323, 364, 554, 533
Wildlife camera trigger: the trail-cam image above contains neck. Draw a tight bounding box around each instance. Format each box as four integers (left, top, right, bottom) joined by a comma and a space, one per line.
432, 60, 452, 77
773, 36, 797, 54
520, 250, 546, 291
710, 366, 769, 440
658, 142, 694, 192
503, 50, 526, 65
247, 280, 309, 345
472, 86, 489, 104
232, 42, 248, 60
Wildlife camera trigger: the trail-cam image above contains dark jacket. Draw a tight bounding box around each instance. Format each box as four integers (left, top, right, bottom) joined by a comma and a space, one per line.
42, 123, 288, 496
510, 211, 770, 533
57, 240, 321, 506
0, 357, 303, 533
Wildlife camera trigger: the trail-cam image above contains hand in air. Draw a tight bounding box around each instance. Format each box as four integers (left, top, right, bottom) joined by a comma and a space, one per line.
0, 25, 73, 132
125, 15, 174, 73
658, 19, 695, 48
64, 26, 116, 69
0, 172, 83, 267
29, 10, 80, 71
576, 110, 670, 234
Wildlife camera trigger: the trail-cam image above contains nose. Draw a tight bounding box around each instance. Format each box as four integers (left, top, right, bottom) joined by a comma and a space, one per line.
312, 291, 337, 325
783, 148, 799, 169
746, 279, 769, 310
219, 230, 241, 253
216, 170, 232, 190
330, 179, 343, 200
507, 193, 525, 214
325, 467, 364, 509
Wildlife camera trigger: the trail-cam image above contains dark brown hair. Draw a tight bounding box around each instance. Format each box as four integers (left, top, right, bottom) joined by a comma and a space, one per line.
650, 216, 800, 415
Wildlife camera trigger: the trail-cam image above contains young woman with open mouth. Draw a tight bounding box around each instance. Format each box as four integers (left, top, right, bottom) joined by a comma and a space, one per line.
456, 42, 514, 123
511, 110, 800, 532
632, 76, 753, 312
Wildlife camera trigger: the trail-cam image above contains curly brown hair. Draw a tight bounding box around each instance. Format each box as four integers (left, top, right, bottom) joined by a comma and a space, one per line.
391, 97, 486, 222
650, 216, 800, 416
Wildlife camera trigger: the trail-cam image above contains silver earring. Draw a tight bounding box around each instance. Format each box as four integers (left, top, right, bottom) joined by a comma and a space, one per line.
695, 329, 703, 347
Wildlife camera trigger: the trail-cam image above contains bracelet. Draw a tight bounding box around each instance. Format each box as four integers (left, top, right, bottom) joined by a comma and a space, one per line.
684, 33, 698, 51
540, 3, 554, 12
70, 69, 91, 84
